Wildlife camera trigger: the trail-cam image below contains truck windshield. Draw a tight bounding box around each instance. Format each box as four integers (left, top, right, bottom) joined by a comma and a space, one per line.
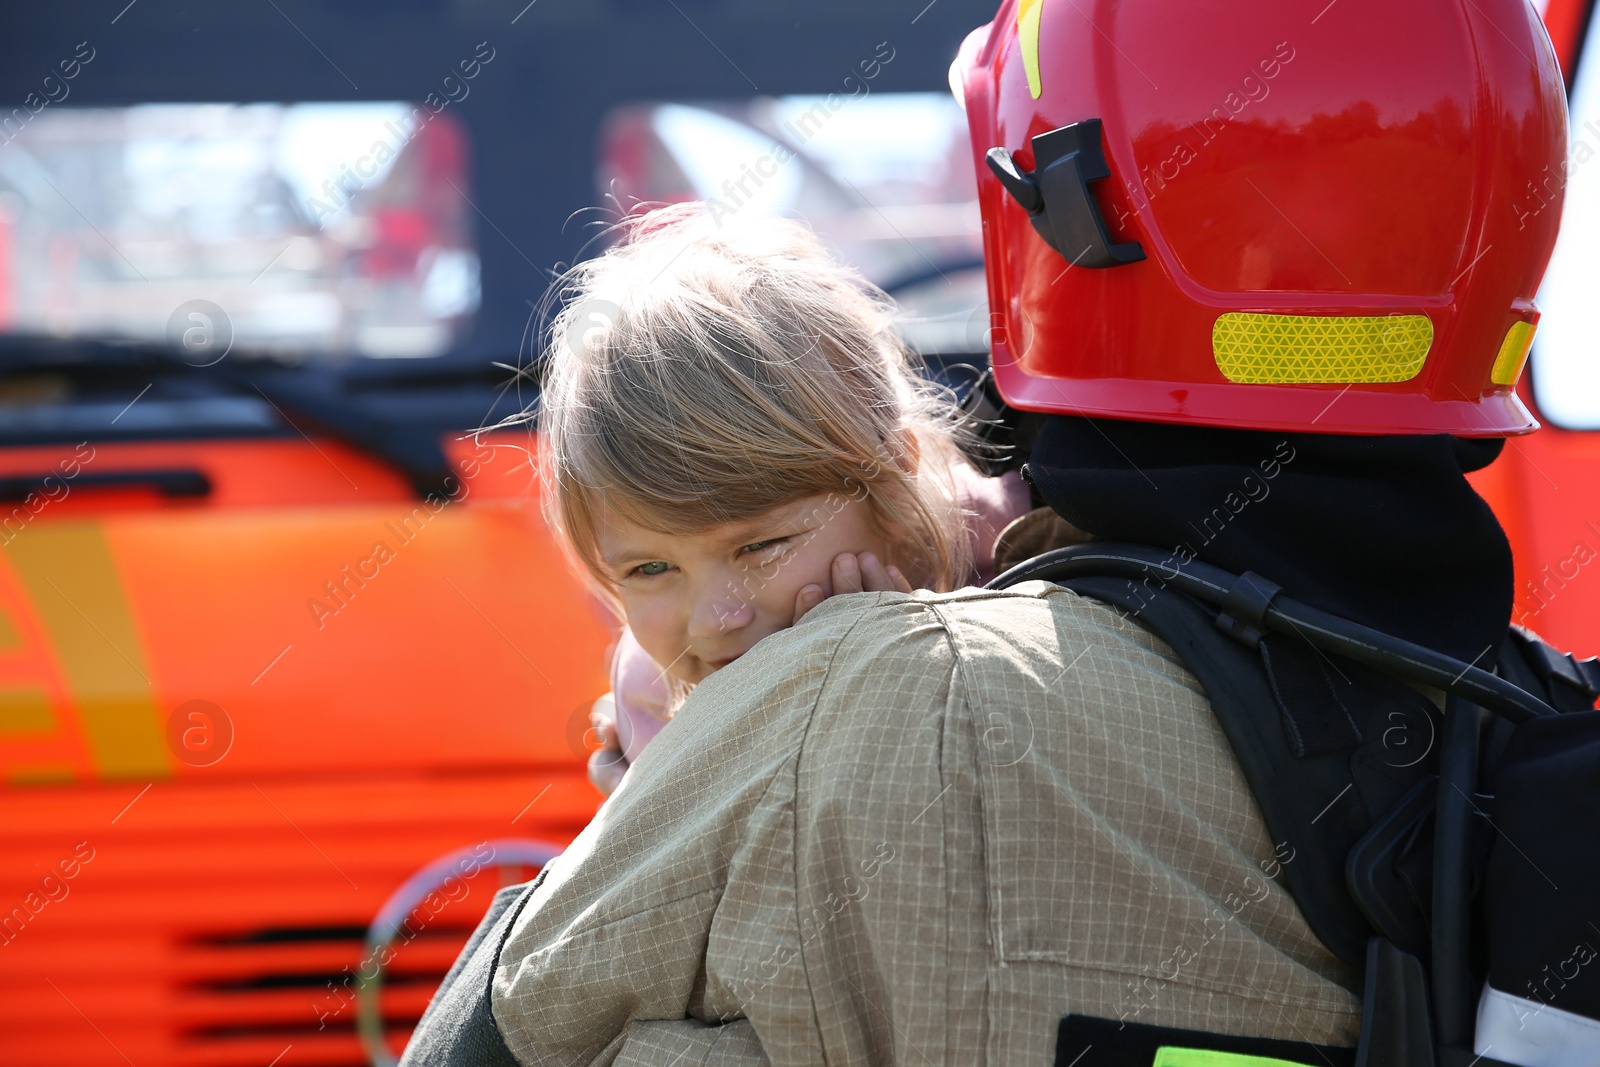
0, 102, 479, 360
595, 92, 988, 357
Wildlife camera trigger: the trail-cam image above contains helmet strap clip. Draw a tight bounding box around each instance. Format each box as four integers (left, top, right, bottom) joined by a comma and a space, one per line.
987, 119, 1145, 270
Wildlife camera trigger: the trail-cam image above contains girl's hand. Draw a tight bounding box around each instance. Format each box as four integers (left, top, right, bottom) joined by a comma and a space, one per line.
586, 695, 629, 796
793, 551, 913, 623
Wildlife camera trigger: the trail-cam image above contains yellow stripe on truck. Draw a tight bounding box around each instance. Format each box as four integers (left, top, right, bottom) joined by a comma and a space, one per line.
6, 523, 171, 778
0, 687, 57, 733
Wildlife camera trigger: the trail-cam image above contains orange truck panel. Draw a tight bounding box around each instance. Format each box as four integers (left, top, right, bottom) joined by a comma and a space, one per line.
0, 432, 610, 1064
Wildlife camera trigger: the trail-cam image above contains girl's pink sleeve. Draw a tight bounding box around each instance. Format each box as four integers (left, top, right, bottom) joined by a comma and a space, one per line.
952, 464, 1034, 586
610, 627, 673, 765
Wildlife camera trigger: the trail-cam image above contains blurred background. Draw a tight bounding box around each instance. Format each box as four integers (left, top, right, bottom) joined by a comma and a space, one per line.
0, 0, 1596, 1063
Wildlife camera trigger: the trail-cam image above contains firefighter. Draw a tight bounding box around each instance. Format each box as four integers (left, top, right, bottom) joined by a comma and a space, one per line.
403, 0, 1578, 1063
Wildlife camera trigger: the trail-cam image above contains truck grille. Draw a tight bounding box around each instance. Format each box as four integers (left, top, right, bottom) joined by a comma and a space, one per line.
172, 920, 477, 1064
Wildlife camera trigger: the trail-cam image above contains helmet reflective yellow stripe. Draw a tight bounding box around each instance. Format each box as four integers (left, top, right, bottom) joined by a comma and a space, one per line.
1212, 313, 1433, 384
1490, 321, 1536, 386
1018, 0, 1044, 100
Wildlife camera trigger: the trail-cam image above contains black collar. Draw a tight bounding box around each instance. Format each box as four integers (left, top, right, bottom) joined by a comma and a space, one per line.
1023, 416, 1513, 666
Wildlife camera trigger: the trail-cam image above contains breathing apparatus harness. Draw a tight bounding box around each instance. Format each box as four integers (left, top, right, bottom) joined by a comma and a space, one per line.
991, 543, 1600, 1067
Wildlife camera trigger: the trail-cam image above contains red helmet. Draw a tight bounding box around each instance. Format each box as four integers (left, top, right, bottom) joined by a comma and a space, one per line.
954, 0, 1568, 435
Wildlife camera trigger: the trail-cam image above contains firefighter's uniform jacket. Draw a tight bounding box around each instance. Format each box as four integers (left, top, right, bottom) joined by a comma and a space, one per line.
414, 583, 1363, 1064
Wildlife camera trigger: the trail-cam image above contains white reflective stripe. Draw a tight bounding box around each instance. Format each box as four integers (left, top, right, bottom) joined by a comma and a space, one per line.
1476, 984, 1600, 1067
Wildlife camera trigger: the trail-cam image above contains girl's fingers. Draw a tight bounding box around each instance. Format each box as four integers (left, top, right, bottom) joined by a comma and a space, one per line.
589, 708, 616, 749
828, 553, 913, 598
586, 710, 627, 796
831, 551, 863, 594
857, 552, 897, 593
588, 746, 628, 796
793, 583, 826, 623
887, 564, 913, 594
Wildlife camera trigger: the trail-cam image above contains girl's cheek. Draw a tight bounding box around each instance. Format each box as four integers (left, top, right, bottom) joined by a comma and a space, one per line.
752, 555, 819, 613
748, 583, 795, 628
618, 595, 681, 664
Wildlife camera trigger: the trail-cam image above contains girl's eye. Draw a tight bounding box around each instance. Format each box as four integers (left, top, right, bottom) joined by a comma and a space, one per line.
633, 561, 670, 577
741, 537, 788, 555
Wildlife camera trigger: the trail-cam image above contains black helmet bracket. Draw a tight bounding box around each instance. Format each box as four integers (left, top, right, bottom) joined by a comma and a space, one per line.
986, 119, 1146, 269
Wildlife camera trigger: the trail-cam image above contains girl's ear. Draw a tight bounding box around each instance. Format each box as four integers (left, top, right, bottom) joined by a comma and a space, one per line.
891, 428, 921, 475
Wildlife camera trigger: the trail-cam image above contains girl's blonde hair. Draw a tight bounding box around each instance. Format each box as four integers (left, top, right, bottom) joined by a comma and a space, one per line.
537, 203, 976, 604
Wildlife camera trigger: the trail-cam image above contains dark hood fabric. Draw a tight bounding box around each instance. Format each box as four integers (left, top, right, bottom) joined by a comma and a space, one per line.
1022, 415, 1513, 666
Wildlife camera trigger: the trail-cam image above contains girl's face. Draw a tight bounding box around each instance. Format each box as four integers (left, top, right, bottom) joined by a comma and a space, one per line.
595, 492, 893, 685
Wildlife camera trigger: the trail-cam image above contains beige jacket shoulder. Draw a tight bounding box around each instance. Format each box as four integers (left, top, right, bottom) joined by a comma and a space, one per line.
493, 582, 1361, 1066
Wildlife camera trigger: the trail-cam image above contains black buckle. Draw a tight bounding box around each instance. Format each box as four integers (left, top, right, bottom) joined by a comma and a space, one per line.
1215, 570, 1282, 648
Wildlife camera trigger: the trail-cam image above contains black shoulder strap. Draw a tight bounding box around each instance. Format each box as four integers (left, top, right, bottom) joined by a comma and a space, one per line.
1500, 626, 1600, 713
1062, 573, 1441, 967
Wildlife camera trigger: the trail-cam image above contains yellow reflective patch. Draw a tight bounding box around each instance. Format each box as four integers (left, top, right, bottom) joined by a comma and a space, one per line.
1153, 1046, 1316, 1067
1490, 321, 1536, 386
6, 524, 171, 778
0, 687, 56, 733
1019, 0, 1044, 100
1213, 313, 1432, 384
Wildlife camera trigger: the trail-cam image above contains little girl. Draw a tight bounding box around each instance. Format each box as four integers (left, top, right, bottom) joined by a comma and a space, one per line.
535, 204, 1031, 795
